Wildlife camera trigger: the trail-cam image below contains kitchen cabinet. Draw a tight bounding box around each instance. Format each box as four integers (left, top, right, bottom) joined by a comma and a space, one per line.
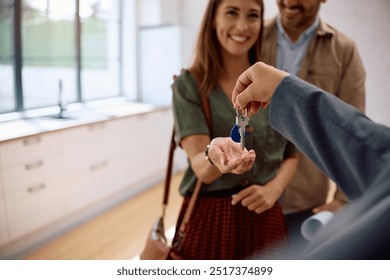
0, 133, 65, 240
63, 119, 125, 214
123, 109, 173, 186
0, 133, 61, 168
0, 177, 9, 247
62, 119, 124, 172
62, 118, 126, 213
0, 107, 174, 256
4, 177, 65, 240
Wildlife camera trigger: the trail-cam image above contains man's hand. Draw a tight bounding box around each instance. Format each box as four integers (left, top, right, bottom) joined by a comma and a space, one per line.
232, 62, 289, 114
313, 199, 348, 213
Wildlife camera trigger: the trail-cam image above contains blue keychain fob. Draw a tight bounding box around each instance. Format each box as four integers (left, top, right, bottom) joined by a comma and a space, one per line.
230, 124, 245, 142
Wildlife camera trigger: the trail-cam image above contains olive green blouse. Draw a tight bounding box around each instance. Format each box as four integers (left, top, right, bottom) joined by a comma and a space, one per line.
172, 70, 297, 196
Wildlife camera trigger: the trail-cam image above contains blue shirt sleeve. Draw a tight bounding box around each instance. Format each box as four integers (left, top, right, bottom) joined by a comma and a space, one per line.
269, 75, 390, 200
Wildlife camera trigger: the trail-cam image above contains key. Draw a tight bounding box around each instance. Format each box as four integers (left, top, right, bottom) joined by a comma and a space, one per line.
236, 109, 249, 150
230, 109, 249, 146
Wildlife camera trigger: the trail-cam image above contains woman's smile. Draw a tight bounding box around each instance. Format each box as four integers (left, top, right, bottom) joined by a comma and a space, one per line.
229, 34, 250, 43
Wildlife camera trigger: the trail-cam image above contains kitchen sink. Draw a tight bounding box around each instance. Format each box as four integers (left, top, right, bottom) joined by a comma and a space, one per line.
41, 112, 76, 120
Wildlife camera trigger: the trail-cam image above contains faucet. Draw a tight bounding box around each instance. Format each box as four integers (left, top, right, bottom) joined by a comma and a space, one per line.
58, 79, 66, 118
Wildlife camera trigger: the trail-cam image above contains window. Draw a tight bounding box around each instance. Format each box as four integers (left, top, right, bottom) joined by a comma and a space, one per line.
1, 0, 181, 117
0, 0, 15, 113
1, 0, 137, 115
22, 0, 77, 109
80, 0, 121, 101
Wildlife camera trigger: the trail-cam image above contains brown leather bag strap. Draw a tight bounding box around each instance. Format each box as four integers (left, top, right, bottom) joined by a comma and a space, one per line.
164, 68, 211, 207
173, 178, 202, 250
164, 69, 211, 250
162, 128, 203, 219
171, 70, 212, 250
162, 129, 176, 216
188, 69, 212, 137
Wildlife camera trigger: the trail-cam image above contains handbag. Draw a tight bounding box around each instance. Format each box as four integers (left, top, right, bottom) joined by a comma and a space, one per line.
139, 129, 202, 260
139, 69, 210, 260
139, 129, 176, 260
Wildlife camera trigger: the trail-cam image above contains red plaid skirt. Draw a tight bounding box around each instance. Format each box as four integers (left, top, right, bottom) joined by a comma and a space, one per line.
171, 195, 288, 260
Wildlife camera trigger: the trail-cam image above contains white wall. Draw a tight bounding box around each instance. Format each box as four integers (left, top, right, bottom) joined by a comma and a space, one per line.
136, 0, 182, 105
180, 0, 390, 126
179, 0, 209, 69
321, 0, 390, 126
137, 0, 181, 26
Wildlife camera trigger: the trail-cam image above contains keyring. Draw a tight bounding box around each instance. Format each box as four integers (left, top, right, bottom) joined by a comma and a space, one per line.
235, 108, 247, 117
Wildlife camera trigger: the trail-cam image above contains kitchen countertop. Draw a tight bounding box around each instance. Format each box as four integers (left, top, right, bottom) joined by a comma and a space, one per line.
0, 101, 170, 143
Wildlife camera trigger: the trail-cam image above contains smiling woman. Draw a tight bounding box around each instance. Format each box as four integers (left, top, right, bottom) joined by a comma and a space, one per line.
214, 0, 262, 61
170, 0, 299, 260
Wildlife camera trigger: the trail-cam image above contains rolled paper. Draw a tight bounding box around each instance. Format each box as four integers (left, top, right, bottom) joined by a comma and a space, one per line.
301, 211, 335, 241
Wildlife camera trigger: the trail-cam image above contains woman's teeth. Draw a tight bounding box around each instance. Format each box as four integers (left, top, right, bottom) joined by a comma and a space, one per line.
230, 35, 248, 42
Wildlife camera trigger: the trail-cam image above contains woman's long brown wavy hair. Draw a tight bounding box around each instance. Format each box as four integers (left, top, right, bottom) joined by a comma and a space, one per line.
189, 0, 264, 98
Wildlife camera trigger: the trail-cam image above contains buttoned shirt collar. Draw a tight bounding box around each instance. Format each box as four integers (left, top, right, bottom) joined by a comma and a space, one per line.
276, 15, 320, 45
275, 16, 319, 75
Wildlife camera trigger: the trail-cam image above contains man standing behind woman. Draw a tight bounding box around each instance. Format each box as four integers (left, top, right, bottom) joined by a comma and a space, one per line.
171, 0, 299, 259
261, 0, 366, 249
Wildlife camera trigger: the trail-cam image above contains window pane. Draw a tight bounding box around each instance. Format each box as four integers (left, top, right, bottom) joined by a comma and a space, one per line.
22, 0, 77, 109
0, 0, 16, 113
81, 0, 120, 100
121, 0, 137, 101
